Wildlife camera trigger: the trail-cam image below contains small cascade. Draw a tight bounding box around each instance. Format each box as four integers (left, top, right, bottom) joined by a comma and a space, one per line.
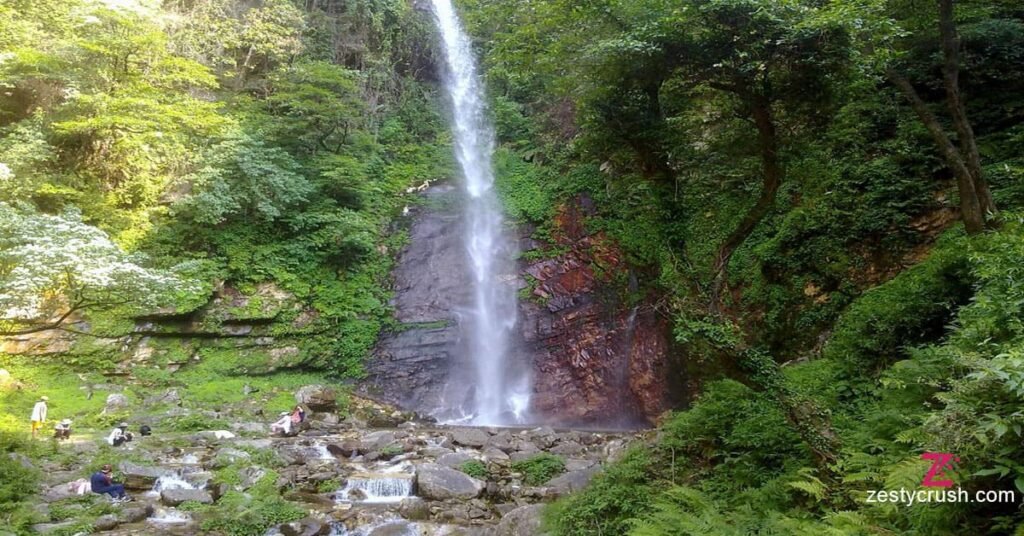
315, 444, 334, 461
152, 473, 198, 493
148, 472, 206, 501
337, 474, 414, 504
330, 520, 418, 536
147, 507, 192, 525
338, 463, 415, 504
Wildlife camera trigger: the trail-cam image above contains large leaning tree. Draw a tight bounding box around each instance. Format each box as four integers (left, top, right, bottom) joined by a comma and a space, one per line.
883, 0, 999, 233
0, 203, 193, 336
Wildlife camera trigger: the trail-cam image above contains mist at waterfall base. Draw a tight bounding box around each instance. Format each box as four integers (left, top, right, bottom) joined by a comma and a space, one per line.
428, 0, 532, 426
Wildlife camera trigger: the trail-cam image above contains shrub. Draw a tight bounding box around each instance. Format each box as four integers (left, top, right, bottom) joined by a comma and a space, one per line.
0, 447, 39, 507
824, 237, 973, 375
512, 453, 565, 486
196, 472, 304, 536
459, 460, 488, 479
545, 448, 654, 536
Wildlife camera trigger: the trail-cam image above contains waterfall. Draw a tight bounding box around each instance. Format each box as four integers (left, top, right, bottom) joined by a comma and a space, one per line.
428, 0, 531, 426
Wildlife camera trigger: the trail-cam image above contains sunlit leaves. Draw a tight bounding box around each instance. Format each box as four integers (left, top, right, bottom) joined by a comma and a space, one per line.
0, 203, 192, 328
174, 132, 312, 225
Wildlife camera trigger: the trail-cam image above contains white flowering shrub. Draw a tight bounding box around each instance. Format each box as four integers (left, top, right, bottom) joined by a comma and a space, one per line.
0, 203, 193, 334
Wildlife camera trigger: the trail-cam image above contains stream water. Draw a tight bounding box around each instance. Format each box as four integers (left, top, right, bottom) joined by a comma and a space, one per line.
429, 0, 531, 425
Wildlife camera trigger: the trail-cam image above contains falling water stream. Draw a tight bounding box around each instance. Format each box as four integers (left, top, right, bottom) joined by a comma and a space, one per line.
429, 0, 530, 425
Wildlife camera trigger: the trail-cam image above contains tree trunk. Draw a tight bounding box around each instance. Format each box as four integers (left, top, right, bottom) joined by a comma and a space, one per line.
710, 96, 782, 312
937, 0, 997, 221
888, 69, 985, 234
235, 45, 255, 91
741, 349, 839, 473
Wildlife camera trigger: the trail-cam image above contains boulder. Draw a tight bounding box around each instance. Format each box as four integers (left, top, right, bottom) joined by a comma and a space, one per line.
327, 440, 359, 458
210, 448, 251, 469
485, 432, 514, 453
564, 458, 597, 472
451, 427, 489, 448
437, 452, 475, 469
368, 521, 417, 536
278, 516, 331, 536
41, 480, 88, 502
145, 389, 181, 405
416, 463, 485, 500
197, 430, 236, 440
495, 504, 546, 536
295, 385, 337, 412
482, 447, 510, 462
366, 411, 403, 428
283, 491, 335, 507
550, 440, 584, 457
398, 497, 430, 521
117, 505, 154, 524
420, 446, 454, 458
510, 439, 540, 455
546, 466, 601, 497
8, 452, 33, 469
30, 522, 79, 534
93, 514, 120, 531
239, 466, 267, 489
530, 427, 557, 448
359, 431, 396, 454
103, 393, 129, 414
119, 461, 170, 490
160, 488, 214, 506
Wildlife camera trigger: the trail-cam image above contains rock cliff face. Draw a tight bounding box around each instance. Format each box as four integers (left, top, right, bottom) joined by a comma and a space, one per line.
517, 198, 671, 426
364, 189, 673, 426
361, 184, 472, 415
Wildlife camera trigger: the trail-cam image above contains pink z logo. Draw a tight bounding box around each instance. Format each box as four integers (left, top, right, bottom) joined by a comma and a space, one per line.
921, 452, 959, 488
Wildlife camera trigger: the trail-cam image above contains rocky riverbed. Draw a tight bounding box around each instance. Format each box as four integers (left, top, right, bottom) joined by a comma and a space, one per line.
23, 389, 644, 536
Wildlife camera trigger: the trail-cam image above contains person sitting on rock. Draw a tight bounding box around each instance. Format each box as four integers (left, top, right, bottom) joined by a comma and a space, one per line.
53, 419, 72, 440
106, 422, 134, 446
90, 464, 129, 501
270, 405, 305, 436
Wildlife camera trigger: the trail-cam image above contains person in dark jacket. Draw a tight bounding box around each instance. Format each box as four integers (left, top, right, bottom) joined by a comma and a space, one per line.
90, 464, 128, 501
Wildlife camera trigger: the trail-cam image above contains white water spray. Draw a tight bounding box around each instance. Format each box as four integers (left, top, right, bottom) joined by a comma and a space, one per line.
429, 0, 530, 425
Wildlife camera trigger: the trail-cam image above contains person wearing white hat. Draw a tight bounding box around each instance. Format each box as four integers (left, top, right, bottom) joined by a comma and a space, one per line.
106, 422, 134, 447
54, 419, 72, 440
30, 396, 48, 438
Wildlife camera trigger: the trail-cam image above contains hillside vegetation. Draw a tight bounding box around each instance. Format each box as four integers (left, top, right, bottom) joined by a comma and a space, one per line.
457, 0, 1024, 534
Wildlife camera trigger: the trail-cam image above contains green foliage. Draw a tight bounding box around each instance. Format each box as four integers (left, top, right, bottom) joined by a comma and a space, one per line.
175, 132, 312, 225
512, 453, 565, 486
459, 460, 489, 480
824, 236, 974, 374
0, 438, 38, 505
196, 472, 304, 536
545, 448, 654, 536
162, 413, 230, 433
317, 478, 342, 493
494, 148, 556, 224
